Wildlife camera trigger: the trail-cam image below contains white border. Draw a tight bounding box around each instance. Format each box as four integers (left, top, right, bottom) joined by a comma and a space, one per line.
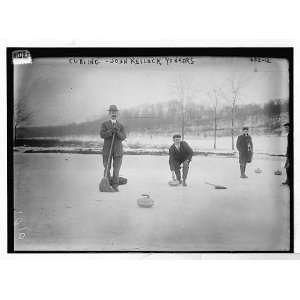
1, 1, 300, 299
2, 42, 298, 259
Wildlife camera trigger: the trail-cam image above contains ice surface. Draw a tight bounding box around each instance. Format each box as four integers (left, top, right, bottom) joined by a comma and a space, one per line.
14, 153, 290, 251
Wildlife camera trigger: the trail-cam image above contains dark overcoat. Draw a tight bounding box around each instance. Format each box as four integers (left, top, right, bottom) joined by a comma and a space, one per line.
285, 132, 290, 168
286, 132, 290, 159
100, 120, 126, 157
169, 141, 193, 171
236, 134, 253, 163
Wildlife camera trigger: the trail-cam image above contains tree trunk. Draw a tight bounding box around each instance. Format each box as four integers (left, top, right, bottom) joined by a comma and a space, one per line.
231, 105, 234, 151
214, 106, 217, 150
181, 110, 185, 140
181, 98, 185, 140
14, 124, 17, 146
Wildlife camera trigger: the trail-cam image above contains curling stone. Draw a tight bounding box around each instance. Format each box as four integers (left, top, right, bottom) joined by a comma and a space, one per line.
254, 168, 262, 174
137, 194, 154, 208
274, 170, 282, 175
168, 179, 180, 186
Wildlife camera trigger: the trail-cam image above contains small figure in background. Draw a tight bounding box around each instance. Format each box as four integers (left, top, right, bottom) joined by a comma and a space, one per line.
282, 122, 291, 186
236, 126, 253, 179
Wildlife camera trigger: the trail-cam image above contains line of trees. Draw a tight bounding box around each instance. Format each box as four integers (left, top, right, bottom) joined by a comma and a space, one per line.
14, 96, 35, 142
14, 69, 290, 152
15, 98, 289, 143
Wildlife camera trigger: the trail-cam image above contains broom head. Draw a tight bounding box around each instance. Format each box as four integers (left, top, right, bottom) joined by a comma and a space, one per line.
205, 182, 227, 189
99, 177, 115, 192
214, 185, 227, 189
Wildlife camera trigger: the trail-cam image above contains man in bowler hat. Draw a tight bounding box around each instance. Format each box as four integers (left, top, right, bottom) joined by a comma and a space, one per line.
282, 122, 291, 186
169, 134, 193, 186
236, 127, 253, 178
100, 105, 126, 192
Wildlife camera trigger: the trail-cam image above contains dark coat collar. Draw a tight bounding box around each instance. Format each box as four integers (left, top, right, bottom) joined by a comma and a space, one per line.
172, 141, 183, 151
105, 119, 120, 127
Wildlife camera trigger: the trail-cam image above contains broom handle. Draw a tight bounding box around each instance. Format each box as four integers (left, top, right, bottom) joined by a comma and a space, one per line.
104, 132, 116, 178
205, 182, 216, 187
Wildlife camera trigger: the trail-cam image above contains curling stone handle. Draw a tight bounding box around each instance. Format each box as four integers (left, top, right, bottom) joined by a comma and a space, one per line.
141, 194, 150, 198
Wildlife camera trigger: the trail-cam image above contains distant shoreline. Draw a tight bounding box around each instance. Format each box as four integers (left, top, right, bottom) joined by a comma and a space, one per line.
13, 136, 286, 159
13, 147, 285, 159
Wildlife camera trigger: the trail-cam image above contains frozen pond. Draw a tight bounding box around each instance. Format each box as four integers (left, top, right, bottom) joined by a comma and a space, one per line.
13, 153, 290, 251
21, 134, 288, 155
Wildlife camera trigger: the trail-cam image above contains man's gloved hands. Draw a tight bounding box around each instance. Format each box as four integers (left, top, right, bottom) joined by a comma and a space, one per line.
112, 124, 121, 134
183, 159, 191, 165
106, 128, 118, 136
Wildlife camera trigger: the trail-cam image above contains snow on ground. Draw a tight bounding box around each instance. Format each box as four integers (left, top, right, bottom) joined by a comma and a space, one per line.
25, 134, 288, 155
124, 133, 288, 155
14, 153, 290, 251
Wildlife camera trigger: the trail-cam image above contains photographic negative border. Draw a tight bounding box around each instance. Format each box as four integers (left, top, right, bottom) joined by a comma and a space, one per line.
7, 47, 294, 253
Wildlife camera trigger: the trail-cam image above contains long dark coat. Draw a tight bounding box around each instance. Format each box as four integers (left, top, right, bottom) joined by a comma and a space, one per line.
236, 134, 253, 163
100, 120, 126, 157
285, 132, 290, 168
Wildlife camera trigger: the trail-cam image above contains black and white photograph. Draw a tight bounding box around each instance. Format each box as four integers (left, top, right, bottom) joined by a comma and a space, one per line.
7, 48, 293, 252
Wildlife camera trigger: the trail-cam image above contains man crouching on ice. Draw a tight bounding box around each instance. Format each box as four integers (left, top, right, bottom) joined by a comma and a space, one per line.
169, 134, 193, 186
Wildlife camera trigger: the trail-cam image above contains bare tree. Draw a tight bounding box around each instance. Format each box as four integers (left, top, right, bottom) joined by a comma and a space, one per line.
14, 96, 35, 144
219, 73, 248, 151
207, 88, 221, 149
170, 74, 198, 140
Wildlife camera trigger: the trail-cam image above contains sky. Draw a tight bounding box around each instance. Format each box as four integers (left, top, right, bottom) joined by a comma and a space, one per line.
14, 56, 289, 126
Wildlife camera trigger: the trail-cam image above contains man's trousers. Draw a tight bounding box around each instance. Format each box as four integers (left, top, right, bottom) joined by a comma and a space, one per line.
103, 155, 123, 186
173, 160, 190, 181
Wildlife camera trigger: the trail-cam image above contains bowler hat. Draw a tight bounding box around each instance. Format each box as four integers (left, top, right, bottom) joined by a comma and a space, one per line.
108, 104, 119, 112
